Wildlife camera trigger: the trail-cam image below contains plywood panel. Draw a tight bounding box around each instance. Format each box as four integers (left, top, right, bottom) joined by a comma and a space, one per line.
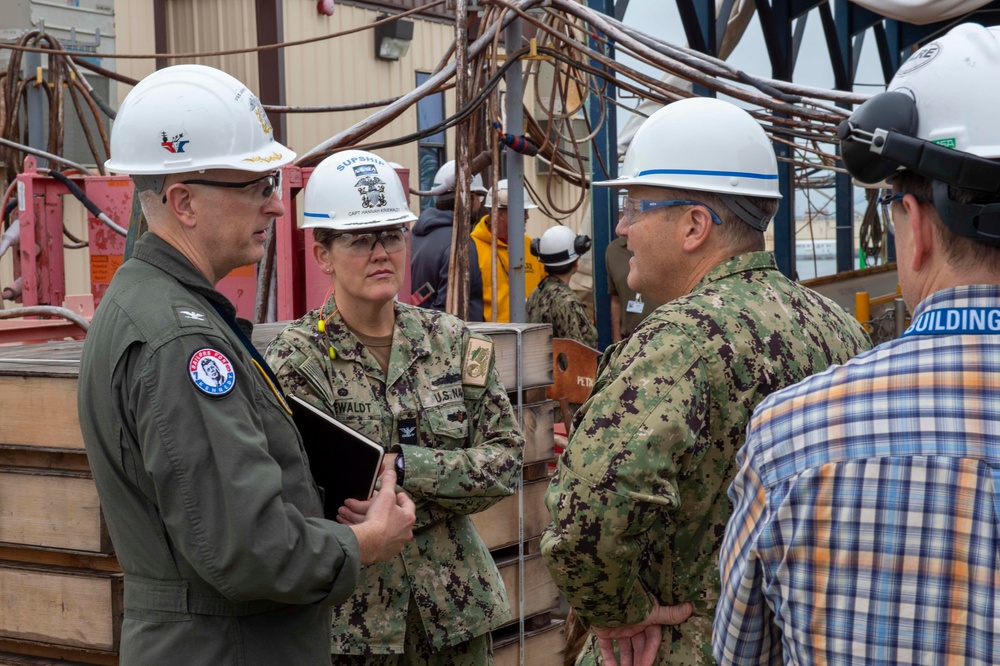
472, 478, 549, 550
0, 377, 82, 450
496, 552, 560, 624
0, 563, 122, 652
0, 469, 107, 554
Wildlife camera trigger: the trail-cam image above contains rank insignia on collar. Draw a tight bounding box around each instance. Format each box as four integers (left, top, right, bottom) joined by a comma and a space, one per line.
189, 348, 236, 396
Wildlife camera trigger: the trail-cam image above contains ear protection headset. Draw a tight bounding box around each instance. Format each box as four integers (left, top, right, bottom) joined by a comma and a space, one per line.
530, 232, 592, 266
839, 90, 1000, 245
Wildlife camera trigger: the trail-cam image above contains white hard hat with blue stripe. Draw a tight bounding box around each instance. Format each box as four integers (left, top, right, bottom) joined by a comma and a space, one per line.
596, 97, 781, 200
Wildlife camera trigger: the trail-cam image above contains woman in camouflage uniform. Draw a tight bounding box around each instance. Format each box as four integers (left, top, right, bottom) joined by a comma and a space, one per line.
265, 150, 523, 665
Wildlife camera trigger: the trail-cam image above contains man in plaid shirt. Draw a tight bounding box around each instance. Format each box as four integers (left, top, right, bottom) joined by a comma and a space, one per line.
715, 23, 1000, 665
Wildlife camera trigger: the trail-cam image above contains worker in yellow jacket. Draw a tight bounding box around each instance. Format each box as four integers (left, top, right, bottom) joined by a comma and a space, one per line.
471, 179, 546, 322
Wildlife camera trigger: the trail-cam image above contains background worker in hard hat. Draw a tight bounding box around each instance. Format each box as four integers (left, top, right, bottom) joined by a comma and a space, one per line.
541, 97, 871, 666
472, 178, 546, 321
716, 23, 1000, 665
77, 65, 416, 666
265, 149, 523, 665
410, 160, 486, 320
527, 225, 598, 348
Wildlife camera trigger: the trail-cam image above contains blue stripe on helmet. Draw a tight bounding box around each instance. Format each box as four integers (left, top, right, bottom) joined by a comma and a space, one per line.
637, 168, 778, 180
303, 212, 331, 218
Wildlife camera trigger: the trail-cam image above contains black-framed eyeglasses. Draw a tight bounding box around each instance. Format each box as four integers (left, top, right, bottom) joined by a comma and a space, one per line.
329, 227, 408, 256
877, 190, 906, 235
164, 170, 282, 204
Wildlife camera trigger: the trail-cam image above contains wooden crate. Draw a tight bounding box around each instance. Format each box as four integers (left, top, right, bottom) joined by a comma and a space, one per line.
472, 478, 550, 550
493, 617, 565, 666
0, 644, 109, 666
0, 468, 110, 554
0, 376, 82, 451
0, 562, 122, 652
495, 548, 560, 624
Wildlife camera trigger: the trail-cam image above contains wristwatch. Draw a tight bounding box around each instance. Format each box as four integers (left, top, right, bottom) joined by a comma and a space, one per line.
394, 454, 405, 486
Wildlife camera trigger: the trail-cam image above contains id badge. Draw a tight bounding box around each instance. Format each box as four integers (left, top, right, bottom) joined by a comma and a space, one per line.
626, 298, 645, 314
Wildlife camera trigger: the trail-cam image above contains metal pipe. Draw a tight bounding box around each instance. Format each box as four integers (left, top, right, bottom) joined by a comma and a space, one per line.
505, 17, 526, 324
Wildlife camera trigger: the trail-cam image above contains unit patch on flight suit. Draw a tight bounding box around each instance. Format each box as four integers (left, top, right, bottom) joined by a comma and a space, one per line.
189, 348, 236, 396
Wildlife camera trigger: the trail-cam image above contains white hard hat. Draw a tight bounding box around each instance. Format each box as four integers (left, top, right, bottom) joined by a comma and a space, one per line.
484, 178, 539, 209
530, 225, 592, 267
105, 64, 295, 176
838, 23, 1000, 245
301, 149, 417, 231
889, 24, 1000, 160
596, 97, 780, 199
432, 160, 488, 195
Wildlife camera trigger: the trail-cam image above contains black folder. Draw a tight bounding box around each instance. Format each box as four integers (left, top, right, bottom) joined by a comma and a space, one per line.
288, 394, 385, 519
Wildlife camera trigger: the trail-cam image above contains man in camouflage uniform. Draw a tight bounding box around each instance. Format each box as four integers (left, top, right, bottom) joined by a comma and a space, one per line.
527, 225, 598, 348
541, 98, 871, 666
266, 149, 524, 664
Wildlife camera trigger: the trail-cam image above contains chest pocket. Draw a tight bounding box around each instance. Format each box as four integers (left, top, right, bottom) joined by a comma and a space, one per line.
420, 401, 470, 449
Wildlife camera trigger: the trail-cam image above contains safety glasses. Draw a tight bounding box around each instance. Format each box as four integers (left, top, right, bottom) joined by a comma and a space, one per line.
877, 190, 906, 235
178, 170, 282, 200
621, 195, 722, 227
329, 227, 408, 256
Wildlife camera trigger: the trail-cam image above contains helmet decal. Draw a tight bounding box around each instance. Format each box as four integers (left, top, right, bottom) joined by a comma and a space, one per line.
160, 129, 189, 154
896, 43, 940, 76
242, 151, 284, 164
356, 175, 388, 209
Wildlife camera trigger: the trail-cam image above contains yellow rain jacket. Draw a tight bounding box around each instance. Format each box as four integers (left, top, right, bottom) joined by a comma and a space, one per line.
471, 215, 545, 322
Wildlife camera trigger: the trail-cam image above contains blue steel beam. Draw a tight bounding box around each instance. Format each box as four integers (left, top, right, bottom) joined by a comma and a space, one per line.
754, 0, 796, 277
588, 0, 619, 350
831, 0, 857, 273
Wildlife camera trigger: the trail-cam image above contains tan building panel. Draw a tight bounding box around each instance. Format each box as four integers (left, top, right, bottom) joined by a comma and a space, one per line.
164, 0, 259, 86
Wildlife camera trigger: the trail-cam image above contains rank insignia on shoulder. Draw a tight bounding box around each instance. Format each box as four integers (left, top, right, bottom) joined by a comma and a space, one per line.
175, 306, 212, 328
189, 348, 236, 396
462, 336, 493, 387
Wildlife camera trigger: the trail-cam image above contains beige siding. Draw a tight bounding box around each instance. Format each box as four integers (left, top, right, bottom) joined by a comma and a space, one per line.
282, 4, 456, 210
112, 0, 156, 102
163, 0, 258, 84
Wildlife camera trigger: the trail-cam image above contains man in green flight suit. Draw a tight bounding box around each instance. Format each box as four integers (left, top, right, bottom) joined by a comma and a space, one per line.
77, 65, 416, 666
541, 97, 872, 666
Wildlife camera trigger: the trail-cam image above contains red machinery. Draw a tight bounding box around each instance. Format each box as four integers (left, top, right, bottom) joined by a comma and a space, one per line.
3, 158, 413, 341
